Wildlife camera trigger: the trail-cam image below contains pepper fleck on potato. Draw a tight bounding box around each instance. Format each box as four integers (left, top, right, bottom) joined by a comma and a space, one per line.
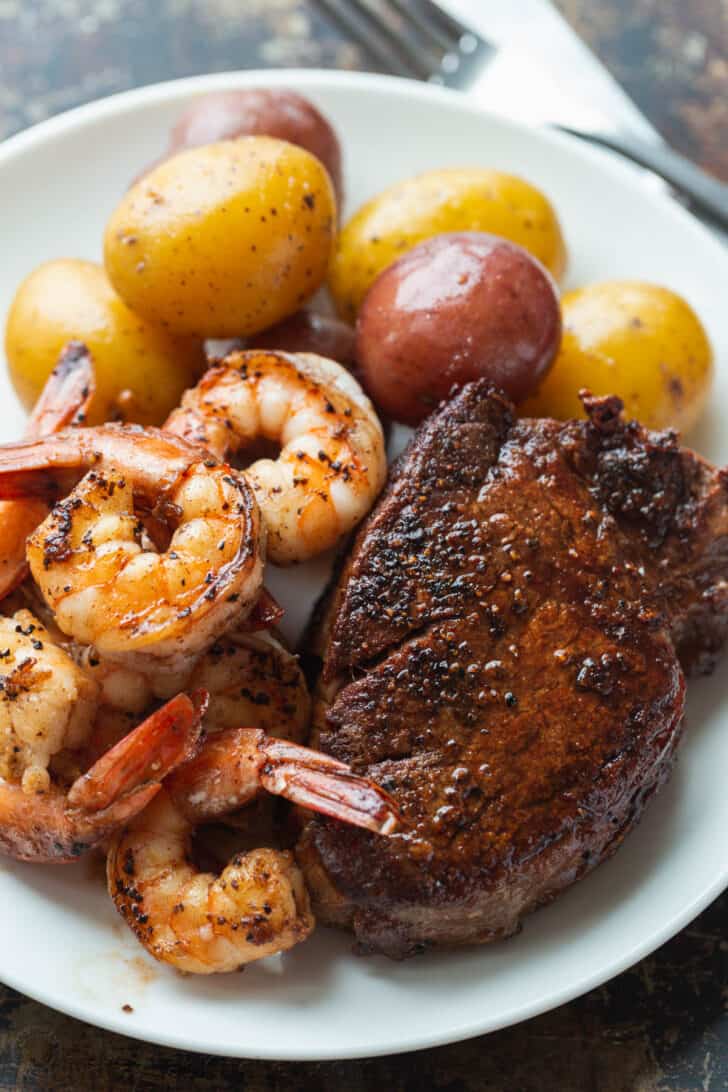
521, 280, 713, 434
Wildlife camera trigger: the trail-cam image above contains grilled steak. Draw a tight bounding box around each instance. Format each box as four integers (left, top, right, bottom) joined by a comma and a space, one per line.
297, 381, 728, 958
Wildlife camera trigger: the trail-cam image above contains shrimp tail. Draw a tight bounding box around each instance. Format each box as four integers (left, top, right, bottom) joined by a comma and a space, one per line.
70, 783, 162, 850
258, 737, 402, 836
0, 341, 97, 501
0, 436, 88, 499
0, 424, 207, 502
0, 342, 96, 600
0, 692, 208, 864
68, 692, 207, 813
28, 341, 96, 437
166, 726, 401, 834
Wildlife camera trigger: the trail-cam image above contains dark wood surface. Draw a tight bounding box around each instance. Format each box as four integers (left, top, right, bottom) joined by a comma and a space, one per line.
0, 2, 726, 1088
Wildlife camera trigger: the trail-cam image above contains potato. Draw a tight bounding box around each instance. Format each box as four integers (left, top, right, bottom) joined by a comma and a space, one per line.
5, 259, 204, 425
329, 167, 567, 322
105, 137, 336, 338
356, 233, 561, 426
521, 281, 713, 433
167, 90, 343, 202
249, 310, 356, 368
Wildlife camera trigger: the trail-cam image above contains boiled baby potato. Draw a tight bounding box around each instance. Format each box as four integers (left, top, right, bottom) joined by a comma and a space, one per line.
329, 167, 567, 322
521, 281, 713, 434
5, 259, 204, 425
249, 310, 357, 369
105, 137, 336, 338
167, 90, 343, 202
357, 232, 561, 426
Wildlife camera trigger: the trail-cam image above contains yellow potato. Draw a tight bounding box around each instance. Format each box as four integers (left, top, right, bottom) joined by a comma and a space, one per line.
104, 137, 336, 337
329, 167, 567, 321
5, 259, 204, 425
521, 281, 713, 434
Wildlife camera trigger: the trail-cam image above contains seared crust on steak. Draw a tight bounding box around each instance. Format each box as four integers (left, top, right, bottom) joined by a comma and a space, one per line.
297, 382, 727, 957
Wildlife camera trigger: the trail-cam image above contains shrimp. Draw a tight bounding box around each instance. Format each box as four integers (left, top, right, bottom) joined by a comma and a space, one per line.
0, 692, 203, 862
0, 425, 265, 683
108, 792, 312, 973
0, 609, 99, 795
108, 729, 400, 973
190, 629, 310, 743
164, 350, 387, 564
165, 725, 401, 830
0, 341, 94, 601
66, 624, 309, 843
74, 624, 310, 752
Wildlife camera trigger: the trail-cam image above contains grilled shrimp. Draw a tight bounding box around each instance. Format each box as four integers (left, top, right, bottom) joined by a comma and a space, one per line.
75, 625, 309, 750
166, 725, 401, 830
191, 629, 310, 743
0, 342, 94, 602
108, 731, 400, 973
73, 648, 156, 717
108, 791, 312, 973
0, 692, 203, 862
164, 350, 387, 563
0, 426, 264, 683
0, 609, 99, 795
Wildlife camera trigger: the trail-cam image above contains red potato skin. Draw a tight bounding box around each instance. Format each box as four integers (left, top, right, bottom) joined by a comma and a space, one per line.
167, 90, 343, 201
356, 232, 562, 426
249, 311, 357, 370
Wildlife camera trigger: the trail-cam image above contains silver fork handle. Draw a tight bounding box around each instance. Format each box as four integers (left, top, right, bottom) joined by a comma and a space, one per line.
558, 126, 728, 231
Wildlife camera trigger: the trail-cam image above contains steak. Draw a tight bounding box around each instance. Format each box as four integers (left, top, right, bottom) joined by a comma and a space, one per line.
297, 381, 728, 958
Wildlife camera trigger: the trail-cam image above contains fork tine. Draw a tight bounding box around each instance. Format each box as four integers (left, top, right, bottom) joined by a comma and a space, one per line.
309, 0, 419, 78
411, 0, 495, 89
349, 0, 436, 79
387, 0, 455, 54
412, 0, 474, 45
312, 0, 432, 80
313, 0, 495, 91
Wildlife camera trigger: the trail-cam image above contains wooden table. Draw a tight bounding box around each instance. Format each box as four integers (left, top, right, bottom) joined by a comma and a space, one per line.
0, 2, 725, 1088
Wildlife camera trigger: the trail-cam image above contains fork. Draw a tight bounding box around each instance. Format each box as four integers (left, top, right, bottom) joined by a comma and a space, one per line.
311, 0, 728, 231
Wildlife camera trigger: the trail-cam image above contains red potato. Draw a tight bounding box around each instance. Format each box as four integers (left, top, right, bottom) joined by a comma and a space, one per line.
356, 232, 561, 426
249, 311, 357, 369
136, 90, 343, 201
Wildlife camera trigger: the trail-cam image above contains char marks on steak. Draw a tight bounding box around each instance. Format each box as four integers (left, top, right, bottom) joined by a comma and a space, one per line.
297, 381, 728, 957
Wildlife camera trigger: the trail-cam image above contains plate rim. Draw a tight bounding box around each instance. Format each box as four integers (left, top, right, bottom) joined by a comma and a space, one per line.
0, 67, 726, 1061
1, 67, 726, 267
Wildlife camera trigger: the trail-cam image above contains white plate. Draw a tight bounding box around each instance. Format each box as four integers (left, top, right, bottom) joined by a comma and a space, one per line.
0, 70, 726, 1062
